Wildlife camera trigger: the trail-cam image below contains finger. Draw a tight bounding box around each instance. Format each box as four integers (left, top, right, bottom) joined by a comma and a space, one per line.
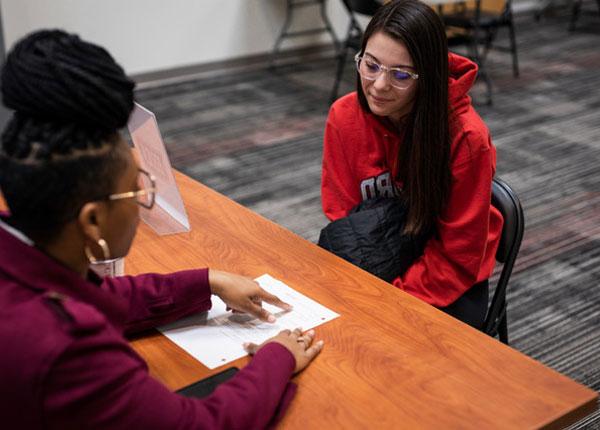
260, 290, 293, 311
298, 330, 315, 348
279, 329, 292, 336
243, 342, 259, 355
296, 337, 312, 349
292, 327, 303, 338
304, 340, 324, 359
247, 302, 275, 323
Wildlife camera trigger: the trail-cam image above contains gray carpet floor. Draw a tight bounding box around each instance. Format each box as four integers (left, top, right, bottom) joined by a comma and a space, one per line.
136, 10, 600, 428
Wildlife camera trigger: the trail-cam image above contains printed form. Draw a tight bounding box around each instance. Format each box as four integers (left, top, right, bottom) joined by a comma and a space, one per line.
158, 274, 340, 369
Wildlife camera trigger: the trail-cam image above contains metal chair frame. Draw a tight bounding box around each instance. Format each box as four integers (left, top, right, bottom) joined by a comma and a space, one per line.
444, 0, 519, 105
271, 0, 338, 68
329, 0, 381, 103
569, 0, 600, 31
483, 177, 525, 344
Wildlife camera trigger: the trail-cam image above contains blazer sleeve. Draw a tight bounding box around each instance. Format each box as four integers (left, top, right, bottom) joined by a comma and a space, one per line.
392, 131, 496, 307
101, 269, 213, 334
43, 329, 296, 430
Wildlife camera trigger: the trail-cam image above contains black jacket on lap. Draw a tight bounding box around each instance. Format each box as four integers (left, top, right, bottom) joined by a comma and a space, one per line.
318, 198, 430, 282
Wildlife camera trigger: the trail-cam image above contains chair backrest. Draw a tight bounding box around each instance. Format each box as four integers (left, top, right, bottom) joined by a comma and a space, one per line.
342, 0, 382, 16
339, 0, 381, 51
331, 0, 381, 102
444, 0, 509, 14
482, 177, 525, 337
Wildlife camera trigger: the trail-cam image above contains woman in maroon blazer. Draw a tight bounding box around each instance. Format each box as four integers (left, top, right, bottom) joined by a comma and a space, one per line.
0, 30, 322, 429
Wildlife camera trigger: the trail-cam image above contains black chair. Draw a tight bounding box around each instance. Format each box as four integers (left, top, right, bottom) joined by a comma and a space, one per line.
482, 177, 525, 344
569, 0, 600, 31
330, 0, 381, 103
270, 0, 338, 68
443, 0, 519, 105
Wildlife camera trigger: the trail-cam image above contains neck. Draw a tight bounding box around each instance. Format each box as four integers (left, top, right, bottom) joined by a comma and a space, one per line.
35, 224, 90, 278
41, 243, 89, 278
388, 112, 408, 129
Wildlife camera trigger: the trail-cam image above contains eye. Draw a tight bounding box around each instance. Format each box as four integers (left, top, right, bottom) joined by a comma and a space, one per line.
392, 70, 412, 80
364, 59, 380, 73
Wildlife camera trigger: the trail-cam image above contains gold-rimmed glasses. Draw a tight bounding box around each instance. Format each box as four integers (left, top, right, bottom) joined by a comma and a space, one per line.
355, 53, 419, 90
107, 168, 156, 209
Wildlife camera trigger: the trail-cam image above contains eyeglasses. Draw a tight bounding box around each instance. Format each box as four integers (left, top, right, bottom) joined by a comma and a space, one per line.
107, 168, 156, 209
355, 53, 419, 90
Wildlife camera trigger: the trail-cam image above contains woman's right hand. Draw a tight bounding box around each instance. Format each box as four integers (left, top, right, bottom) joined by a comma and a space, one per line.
244, 328, 323, 374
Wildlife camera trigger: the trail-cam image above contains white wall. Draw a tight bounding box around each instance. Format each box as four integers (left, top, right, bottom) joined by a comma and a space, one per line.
1, 0, 350, 76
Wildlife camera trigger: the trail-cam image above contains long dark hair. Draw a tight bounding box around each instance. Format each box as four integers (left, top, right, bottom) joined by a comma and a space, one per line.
0, 30, 135, 243
357, 0, 450, 236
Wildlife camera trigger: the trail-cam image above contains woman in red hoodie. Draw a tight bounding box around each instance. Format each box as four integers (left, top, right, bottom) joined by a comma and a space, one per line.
321, 0, 503, 327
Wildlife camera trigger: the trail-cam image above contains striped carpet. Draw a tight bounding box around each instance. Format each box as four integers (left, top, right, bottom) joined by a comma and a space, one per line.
136, 10, 600, 428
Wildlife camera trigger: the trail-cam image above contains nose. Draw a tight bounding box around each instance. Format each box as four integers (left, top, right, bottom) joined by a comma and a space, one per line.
372, 70, 391, 91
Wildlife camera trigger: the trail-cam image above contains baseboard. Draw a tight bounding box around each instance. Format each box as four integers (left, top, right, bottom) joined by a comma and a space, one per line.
133, 43, 336, 90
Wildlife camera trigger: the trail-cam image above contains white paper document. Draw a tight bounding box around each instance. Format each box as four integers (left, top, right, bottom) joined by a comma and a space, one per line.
158, 274, 340, 369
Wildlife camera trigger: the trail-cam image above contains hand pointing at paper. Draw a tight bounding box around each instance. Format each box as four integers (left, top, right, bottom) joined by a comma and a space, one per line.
209, 270, 293, 322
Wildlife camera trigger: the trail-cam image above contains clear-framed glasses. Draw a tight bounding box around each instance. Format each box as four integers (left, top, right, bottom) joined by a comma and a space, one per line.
355, 53, 419, 90
107, 168, 156, 209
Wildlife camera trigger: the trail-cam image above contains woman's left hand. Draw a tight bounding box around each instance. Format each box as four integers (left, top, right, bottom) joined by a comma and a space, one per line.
208, 270, 292, 323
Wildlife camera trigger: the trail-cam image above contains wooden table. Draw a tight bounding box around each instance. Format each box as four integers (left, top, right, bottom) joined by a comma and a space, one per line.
125, 171, 596, 429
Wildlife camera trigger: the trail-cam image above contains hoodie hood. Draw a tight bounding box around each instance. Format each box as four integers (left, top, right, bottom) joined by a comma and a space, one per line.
448, 53, 478, 114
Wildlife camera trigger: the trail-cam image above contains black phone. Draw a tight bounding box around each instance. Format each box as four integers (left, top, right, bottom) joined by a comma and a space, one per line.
176, 367, 239, 398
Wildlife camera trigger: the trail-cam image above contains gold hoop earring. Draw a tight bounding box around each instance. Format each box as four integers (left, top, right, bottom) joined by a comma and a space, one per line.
85, 238, 111, 263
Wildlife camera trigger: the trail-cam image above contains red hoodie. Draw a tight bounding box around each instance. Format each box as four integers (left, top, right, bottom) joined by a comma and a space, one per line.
321, 53, 503, 307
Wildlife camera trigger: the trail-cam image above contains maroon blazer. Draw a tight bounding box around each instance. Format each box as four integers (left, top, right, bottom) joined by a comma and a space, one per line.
0, 219, 296, 429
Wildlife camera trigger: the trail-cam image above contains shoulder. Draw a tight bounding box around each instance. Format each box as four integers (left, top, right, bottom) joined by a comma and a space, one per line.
326, 92, 381, 143
449, 105, 493, 169
328, 92, 364, 125
0, 281, 149, 427
331, 91, 359, 110
0, 287, 112, 377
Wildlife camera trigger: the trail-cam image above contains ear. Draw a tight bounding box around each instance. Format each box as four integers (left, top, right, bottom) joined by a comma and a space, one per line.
78, 201, 108, 244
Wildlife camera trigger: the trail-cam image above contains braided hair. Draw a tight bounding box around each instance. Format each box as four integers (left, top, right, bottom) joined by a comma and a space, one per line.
0, 29, 135, 243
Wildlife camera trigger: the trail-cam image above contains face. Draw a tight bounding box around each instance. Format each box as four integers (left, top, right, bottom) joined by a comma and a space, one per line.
360, 32, 418, 124
101, 141, 141, 259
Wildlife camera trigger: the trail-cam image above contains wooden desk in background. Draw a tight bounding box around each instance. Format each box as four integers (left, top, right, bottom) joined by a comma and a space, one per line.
125, 171, 597, 429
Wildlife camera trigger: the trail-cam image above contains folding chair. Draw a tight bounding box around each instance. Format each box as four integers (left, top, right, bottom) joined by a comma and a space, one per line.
329, 0, 381, 103
569, 0, 600, 31
271, 0, 338, 68
443, 0, 520, 105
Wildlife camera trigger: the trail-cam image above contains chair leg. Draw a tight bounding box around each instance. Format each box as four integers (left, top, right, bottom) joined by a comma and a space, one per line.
330, 44, 350, 104
270, 0, 294, 69
330, 18, 361, 104
508, 21, 519, 78
480, 67, 493, 106
319, 0, 339, 52
569, 0, 582, 32
468, 38, 493, 105
499, 313, 509, 344
481, 27, 496, 64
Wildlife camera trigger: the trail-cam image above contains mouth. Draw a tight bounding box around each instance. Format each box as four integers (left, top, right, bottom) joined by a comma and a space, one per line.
369, 93, 392, 104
